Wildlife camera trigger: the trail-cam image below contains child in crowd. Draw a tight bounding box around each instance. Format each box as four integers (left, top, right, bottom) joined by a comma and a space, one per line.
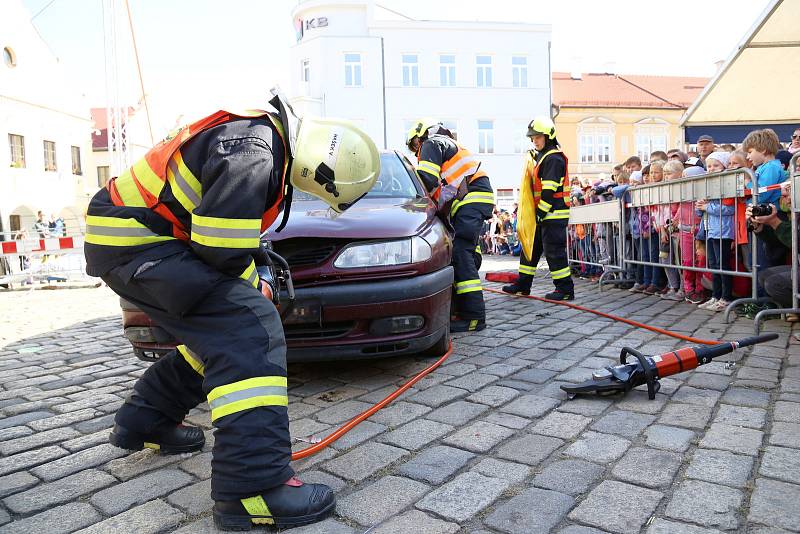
743, 129, 788, 271
643, 161, 666, 295
729, 149, 751, 171
614, 172, 642, 291
695, 239, 712, 292
678, 167, 711, 304
697, 152, 735, 311
670, 160, 705, 303
656, 160, 682, 300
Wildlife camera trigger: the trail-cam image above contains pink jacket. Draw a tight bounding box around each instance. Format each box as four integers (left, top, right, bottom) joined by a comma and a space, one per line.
676, 201, 700, 230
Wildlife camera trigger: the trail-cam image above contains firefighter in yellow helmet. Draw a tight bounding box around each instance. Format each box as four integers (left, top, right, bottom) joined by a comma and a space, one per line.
84, 89, 380, 530
503, 116, 574, 300
407, 118, 495, 332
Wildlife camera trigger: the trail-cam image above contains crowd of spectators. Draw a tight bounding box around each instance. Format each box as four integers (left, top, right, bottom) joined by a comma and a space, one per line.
569, 127, 797, 319
486, 126, 799, 320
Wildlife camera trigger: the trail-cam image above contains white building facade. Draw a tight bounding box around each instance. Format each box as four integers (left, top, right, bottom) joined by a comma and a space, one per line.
289, 0, 552, 199
0, 0, 98, 237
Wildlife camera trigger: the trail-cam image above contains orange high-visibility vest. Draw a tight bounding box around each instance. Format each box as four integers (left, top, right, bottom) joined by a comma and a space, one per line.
532, 149, 571, 208
107, 110, 288, 240
426, 145, 488, 201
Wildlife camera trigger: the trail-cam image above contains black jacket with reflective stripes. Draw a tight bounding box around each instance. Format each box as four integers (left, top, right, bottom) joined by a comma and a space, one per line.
533, 143, 568, 221
85, 118, 285, 281
417, 135, 493, 196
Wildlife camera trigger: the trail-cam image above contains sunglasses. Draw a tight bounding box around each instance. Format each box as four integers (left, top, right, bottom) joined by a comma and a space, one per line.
793, 134, 800, 139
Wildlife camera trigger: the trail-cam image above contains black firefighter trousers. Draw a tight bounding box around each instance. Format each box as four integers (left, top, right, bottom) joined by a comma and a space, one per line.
518, 220, 574, 293
102, 249, 293, 501
452, 203, 493, 320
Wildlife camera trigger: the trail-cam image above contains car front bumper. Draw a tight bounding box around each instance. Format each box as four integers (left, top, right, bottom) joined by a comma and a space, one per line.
285, 266, 453, 362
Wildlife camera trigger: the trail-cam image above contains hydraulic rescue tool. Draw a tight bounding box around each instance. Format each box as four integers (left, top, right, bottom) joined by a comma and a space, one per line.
561, 333, 779, 399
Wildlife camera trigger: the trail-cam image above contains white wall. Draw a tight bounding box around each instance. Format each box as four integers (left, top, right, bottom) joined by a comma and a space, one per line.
289, 0, 552, 191
0, 0, 94, 237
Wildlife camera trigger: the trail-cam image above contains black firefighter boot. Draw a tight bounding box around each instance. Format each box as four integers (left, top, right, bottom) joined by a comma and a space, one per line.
502, 273, 533, 296
109, 393, 205, 454
545, 281, 575, 301
213, 476, 335, 530
450, 317, 486, 332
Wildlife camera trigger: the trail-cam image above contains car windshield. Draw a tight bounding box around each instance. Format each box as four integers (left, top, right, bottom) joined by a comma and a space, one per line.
293, 153, 420, 201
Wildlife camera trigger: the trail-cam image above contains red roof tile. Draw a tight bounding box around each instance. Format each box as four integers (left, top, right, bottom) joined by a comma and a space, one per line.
553, 72, 709, 109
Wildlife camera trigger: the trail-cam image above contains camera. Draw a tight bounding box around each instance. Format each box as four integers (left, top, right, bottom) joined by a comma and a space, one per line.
750, 203, 774, 217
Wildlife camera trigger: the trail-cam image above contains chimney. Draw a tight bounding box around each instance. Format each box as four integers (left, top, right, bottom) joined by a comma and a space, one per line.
713, 59, 725, 74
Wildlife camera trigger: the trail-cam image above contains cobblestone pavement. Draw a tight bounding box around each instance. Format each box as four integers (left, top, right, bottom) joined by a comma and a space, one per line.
1, 260, 799, 533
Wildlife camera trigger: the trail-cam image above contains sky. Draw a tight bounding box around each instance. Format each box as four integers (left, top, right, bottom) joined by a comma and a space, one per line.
21, 0, 772, 135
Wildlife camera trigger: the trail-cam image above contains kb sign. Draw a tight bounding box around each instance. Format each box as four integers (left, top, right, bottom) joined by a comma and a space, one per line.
295, 16, 329, 41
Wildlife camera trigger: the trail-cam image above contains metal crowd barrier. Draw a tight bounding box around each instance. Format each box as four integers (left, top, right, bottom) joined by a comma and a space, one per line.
567, 200, 629, 291
752, 152, 800, 333
0, 232, 89, 288
627, 168, 759, 307
564, 167, 800, 330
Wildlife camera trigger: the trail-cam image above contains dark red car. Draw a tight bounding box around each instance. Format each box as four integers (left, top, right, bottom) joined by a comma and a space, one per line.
121, 151, 453, 362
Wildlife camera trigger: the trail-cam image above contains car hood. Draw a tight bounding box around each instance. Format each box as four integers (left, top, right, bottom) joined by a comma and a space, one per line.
267, 197, 436, 240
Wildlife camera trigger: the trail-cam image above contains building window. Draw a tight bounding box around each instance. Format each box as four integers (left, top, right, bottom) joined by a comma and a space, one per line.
301, 59, 310, 82
3, 47, 16, 68
439, 54, 455, 87
43, 140, 57, 172
512, 56, 528, 88
513, 128, 532, 153
476, 55, 492, 87
578, 119, 614, 164
402, 54, 419, 87
344, 53, 362, 87
97, 166, 110, 187
8, 133, 25, 168
478, 120, 494, 154
71, 146, 82, 175
579, 133, 612, 164
441, 120, 458, 141
635, 123, 668, 163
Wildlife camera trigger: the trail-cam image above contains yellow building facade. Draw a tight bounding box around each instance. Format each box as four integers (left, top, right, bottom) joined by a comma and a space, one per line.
556, 107, 687, 180
552, 72, 708, 181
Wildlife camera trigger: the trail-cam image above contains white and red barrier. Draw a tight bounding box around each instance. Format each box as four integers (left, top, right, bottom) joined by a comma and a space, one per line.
1, 236, 84, 255
0, 234, 88, 288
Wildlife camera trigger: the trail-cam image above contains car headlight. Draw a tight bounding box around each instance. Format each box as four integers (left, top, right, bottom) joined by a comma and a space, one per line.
334, 237, 432, 269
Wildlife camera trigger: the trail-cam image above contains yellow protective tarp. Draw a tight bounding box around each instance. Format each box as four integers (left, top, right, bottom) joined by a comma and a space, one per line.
516, 151, 538, 262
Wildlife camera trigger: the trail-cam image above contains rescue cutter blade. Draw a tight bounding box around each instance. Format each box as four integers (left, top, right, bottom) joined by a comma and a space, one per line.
562, 333, 779, 400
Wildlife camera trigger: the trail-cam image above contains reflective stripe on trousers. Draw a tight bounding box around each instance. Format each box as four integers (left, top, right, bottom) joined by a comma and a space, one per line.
455, 278, 482, 294
207, 376, 288, 422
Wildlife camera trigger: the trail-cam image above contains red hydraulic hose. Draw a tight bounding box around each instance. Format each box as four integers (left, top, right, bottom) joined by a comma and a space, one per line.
484, 287, 719, 346
291, 287, 720, 461
291, 342, 454, 460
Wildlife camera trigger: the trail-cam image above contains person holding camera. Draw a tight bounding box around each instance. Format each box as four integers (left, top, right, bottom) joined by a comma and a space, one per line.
747, 183, 793, 312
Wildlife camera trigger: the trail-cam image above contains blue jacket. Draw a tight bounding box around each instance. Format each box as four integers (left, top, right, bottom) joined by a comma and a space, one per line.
704, 200, 735, 240
751, 159, 785, 205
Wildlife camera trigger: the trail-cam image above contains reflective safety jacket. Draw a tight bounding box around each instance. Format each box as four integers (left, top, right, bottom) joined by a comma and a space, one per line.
530, 148, 570, 221
516, 145, 570, 261
84, 110, 288, 287
415, 134, 494, 216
